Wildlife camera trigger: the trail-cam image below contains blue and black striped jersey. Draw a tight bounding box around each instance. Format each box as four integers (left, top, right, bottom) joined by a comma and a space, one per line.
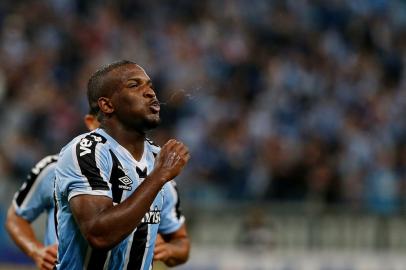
54, 128, 184, 270
13, 154, 58, 246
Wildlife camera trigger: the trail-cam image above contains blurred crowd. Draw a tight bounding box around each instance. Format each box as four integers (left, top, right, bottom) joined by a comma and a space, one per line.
0, 0, 405, 214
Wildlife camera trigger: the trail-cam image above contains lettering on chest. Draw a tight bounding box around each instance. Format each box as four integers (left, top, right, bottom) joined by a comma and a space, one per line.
141, 206, 161, 224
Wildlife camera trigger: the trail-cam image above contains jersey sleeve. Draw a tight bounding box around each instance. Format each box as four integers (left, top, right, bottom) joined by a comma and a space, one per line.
158, 181, 185, 234
56, 133, 113, 201
13, 155, 58, 222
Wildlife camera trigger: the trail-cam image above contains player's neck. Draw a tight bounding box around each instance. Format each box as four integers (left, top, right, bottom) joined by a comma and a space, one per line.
101, 122, 146, 161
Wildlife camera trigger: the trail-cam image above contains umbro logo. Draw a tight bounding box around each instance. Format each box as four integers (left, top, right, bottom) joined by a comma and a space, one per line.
118, 176, 133, 191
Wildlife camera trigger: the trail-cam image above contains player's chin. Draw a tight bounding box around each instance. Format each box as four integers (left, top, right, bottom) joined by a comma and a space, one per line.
144, 115, 161, 129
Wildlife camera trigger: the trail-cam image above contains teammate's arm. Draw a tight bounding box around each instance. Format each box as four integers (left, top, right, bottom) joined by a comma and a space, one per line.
154, 224, 190, 266
5, 205, 57, 270
69, 139, 190, 250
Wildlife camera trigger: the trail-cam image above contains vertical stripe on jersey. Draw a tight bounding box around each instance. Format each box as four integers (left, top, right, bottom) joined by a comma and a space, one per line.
172, 183, 183, 219
123, 231, 135, 269
76, 134, 109, 191
53, 188, 58, 241
15, 155, 58, 206
103, 251, 112, 269
85, 249, 109, 270
127, 223, 149, 269
82, 150, 128, 269
125, 158, 153, 269
109, 150, 126, 204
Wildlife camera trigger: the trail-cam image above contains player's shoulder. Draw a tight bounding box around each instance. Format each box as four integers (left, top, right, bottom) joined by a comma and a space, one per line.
75, 131, 110, 158
31, 154, 59, 175
63, 131, 108, 151
78, 131, 107, 145
146, 138, 161, 155
57, 131, 109, 165
78, 131, 108, 145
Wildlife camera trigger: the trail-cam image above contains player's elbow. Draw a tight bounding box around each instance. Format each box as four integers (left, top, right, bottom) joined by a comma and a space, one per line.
166, 240, 190, 266
166, 254, 189, 267
4, 207, 17, 234
4, 218, 11, 235
81, 222, 124, 250
179, 240, 191, 264
86, 234, 116, 250
179, 246, 190, 265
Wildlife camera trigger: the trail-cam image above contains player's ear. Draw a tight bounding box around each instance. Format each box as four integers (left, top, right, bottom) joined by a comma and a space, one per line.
84, 114, 100, 131
98, 97, 114, 114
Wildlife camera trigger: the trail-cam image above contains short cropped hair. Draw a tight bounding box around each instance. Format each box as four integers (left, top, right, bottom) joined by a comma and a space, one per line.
87, 60, 136, 116
88, 106, 99, 116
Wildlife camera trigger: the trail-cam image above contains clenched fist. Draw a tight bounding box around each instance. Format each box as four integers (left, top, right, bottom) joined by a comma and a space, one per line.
32, 244, 58, 270
152, 139, 190, 182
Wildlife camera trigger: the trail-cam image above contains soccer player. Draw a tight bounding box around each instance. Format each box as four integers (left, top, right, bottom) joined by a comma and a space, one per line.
7, 105, 188, 269
54, 60, 190, 269
5, 113, 99, 270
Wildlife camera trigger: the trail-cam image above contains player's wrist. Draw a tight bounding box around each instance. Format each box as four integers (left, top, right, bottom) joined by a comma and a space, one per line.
27, 242, 44, 258
148, 170, 170, 185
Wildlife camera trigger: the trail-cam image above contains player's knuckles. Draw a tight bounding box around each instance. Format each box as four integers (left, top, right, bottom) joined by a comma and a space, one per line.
46, 250, 57, 257
154, 250, 167, 257
40, 262, 52, 270
43, 259, 53, 265
175, 142, 186, 150
44, 264, 54, 270
178, 148, 189, 158
181, 150, 190, 158
178, 156, 187, 164
181, 154, 190, 163
180, 147, 189, 155
154, 246, 164, 252
164, 139, 176, 146
167, 139, 179, 147
179, 143, 188, 150
161, 142, 172, 150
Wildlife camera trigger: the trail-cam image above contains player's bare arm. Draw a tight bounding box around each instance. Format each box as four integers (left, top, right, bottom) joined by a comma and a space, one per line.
70, 139, 190, 250
154, 224, 190, 266
5, 205, 57, 270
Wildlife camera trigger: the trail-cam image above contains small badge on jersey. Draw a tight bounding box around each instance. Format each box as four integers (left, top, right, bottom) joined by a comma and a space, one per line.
118, 175, 133, 191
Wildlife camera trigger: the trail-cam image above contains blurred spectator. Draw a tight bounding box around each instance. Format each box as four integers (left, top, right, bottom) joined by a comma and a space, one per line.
237, 209, 274, 252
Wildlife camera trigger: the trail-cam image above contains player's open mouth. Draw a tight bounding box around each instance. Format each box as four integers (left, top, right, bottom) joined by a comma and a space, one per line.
149, 100, 160, 113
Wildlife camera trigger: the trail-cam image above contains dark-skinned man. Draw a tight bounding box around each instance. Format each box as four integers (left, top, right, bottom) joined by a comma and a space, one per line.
54, 60, 190, 269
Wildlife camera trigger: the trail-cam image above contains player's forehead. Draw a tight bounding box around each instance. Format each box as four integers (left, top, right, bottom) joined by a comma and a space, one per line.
117, 64, 150, 82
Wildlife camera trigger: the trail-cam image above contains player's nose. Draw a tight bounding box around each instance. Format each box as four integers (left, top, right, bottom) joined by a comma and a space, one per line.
143, 87, 156, 99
